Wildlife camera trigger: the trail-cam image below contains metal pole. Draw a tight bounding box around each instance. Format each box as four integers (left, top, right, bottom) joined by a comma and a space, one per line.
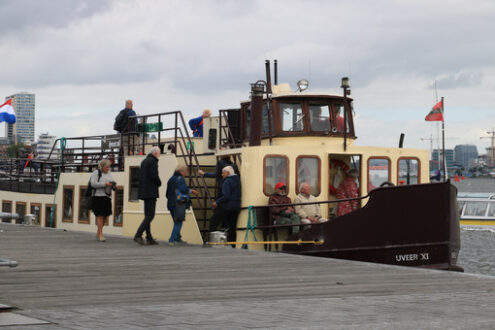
343, 86, 348, 151
441, 97, 448, 180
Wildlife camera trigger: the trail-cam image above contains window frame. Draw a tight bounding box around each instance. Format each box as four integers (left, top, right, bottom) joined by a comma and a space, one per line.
295, 155, 321, 196
367, 156, 392, 193
397, 157, 421, 185
129, 166, 140, 202
30, 202, 42, 226
2, 200, 12, 223
277, 101, 306, 134
62, 185, 75, 223
113, 185, 124, 227
45, 204, 57, 228
263, 154, 290, 197
15, 201, 27, 223
78, 185, 90, 224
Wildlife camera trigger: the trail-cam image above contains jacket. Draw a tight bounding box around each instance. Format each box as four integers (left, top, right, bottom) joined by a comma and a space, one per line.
215, 174, 241, 211
138, 153, 161, 200
293, 193, 322, 219
268, 193, 292, 219
166, 171, 191, 210
122, 108, 137, 133
90, 169, 114, 197
203, 158, 240, 197
188, 115, 204, 137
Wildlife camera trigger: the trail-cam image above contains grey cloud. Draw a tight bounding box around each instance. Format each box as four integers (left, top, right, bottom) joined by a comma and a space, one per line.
429, 72, 483, 89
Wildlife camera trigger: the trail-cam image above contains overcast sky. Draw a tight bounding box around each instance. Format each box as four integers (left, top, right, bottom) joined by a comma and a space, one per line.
0, 0, 494, 153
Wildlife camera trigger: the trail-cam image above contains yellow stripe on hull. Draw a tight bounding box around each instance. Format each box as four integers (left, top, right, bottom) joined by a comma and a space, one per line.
460, 220, 495, 226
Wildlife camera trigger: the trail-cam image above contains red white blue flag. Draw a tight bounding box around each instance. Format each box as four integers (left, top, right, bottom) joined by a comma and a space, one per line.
0, 99, 16, 124
425, 100, 444, 122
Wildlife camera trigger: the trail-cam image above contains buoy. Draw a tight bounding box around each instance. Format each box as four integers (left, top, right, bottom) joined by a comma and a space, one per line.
454, 174, 459, 182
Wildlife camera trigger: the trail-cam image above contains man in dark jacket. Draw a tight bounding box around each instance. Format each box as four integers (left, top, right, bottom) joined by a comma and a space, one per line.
199, 153, 239, 199
134, 146, 161, 245
268, 182, 301, 234
209, 166, 241, 246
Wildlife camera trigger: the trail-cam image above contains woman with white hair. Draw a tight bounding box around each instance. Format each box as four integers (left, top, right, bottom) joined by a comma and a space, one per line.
209, 165, 242, 246
90, 159, 116, 242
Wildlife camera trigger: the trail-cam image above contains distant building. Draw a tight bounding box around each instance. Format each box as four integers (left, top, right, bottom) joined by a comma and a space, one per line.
5, 92, 35, 143
37, 132, 58, 160
454, 144, 478, 169
432, 149, 455, 169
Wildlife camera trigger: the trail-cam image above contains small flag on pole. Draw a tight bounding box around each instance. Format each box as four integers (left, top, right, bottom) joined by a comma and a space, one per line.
425, 99, 444, 122
0, 99, 16, 124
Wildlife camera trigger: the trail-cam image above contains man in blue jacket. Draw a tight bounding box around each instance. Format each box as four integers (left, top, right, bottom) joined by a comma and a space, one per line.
188, 109, 211, 137
209, 165, 242, 246
166, 164, 198, 245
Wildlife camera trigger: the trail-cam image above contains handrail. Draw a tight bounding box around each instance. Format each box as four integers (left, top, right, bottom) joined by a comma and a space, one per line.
243, 194, 370, 210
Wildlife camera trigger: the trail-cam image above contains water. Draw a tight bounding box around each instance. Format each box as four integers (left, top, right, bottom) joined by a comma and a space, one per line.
453, 177, 495, 276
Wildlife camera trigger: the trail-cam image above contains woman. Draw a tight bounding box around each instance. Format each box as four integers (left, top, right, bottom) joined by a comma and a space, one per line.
90, 159, 115, 242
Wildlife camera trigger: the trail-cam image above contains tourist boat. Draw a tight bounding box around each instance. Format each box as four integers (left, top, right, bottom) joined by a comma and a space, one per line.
457, 192, 495, 228
0, 61, 462, 271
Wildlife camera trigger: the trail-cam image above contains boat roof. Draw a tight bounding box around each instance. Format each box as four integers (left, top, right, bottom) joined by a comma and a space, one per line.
457, 192, 495, 199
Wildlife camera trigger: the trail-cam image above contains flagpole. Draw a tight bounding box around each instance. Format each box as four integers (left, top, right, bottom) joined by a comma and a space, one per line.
441, 97, 447, 181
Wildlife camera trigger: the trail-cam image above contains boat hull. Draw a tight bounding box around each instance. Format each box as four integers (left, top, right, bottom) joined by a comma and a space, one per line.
283, 181, 462, 271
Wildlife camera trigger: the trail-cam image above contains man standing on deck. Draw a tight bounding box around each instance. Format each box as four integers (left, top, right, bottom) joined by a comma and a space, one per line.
134, 146, 161, 245
115, 100, 137, 155
188, 109, 211, 137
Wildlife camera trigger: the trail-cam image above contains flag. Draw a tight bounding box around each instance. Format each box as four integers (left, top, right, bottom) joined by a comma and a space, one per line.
425, 100, 443, 122
0, 99, 16, 124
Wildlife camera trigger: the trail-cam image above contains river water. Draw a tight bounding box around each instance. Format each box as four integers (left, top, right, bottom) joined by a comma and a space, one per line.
452, 178, 495, 276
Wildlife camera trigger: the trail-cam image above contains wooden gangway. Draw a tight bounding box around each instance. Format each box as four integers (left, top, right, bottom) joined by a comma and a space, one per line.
0, 223, 494, 329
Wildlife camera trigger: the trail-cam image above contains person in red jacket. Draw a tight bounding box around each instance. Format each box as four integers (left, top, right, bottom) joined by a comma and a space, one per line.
268, 182, 301, 234
335, 169, 359, 217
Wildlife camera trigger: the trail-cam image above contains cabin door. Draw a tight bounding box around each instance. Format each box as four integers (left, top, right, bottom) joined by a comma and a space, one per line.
328, 154, 362, 220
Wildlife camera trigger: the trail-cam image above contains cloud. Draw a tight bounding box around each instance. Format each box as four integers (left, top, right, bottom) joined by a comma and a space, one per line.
429, 72, 483, 89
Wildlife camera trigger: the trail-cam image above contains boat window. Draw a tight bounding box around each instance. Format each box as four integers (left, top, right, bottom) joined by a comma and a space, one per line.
309, 104, 331, 132
114, 186, 124, 226
79, 186, 90, 224
486, 204, 495, 218
367, 157, 390, 192
398, 158, 420, 185
464, 202, 488, 217
296, 156, 321, 196
264, 155, 289, 196
2, 201, 12, 223
15, 202, 26, 224
62, 186, 74, 222
280, 103, 304, 132
334, 103, 350, 134
129, 167, 140, 201
246, 103, 270, 137
45, 204, 57, 228
457, 201, 465, 216
30, 203, 41, 225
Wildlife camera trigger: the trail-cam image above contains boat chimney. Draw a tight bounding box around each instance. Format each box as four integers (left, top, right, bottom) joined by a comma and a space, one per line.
249, 82, 264, 146
399, 133, 405, 148
265, 60, 272, 94
274, 59, 278, 85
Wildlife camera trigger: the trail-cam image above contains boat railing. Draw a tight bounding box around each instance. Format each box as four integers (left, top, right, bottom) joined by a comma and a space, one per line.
0, 157, 58, 193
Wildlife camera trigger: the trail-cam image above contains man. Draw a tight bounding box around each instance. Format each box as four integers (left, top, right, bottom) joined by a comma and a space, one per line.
268, 182, 301, 234
188, 109, 211, 137
199, 153, 239, 199
18, 141, 39, 173
134, 146, 161, 245
115, 100, 137, 155
336, 168, 360, 217
209, 166, 241, 246
294, 183, 328, 225
166, 164, 198, 245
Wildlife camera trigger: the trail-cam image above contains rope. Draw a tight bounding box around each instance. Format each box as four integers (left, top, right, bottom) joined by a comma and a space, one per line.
49, 137, 67, 227
209, 240, 324, 246
241, 205, 258, 249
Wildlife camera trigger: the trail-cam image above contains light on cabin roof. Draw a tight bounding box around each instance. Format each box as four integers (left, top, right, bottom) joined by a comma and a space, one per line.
297, 79, 309, 92
341, 77, 350, 88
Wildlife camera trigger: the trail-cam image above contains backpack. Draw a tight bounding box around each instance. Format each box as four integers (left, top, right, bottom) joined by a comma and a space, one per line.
114, 109, 129, 133
82, 170, 102, 210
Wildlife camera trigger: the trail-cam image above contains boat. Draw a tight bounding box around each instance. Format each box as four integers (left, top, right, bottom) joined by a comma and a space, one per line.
0, 60, 462, 271
457, 192, 495, 228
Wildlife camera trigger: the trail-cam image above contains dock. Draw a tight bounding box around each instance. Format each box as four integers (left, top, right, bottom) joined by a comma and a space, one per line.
1, 224, 494, 329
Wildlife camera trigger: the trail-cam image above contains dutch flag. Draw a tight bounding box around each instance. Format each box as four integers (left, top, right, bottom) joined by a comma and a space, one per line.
0, 99, 16, 124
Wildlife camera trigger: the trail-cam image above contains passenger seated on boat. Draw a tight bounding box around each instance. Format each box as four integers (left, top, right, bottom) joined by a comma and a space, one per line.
268, 182, 301, 234
294, 183, 328, 225
188, 109, 211, 137
335, 169, 359, 217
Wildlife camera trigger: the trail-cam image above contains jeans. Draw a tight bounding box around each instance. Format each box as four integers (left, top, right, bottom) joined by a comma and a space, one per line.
169, 202, 186, 242
135, 198, 156, 240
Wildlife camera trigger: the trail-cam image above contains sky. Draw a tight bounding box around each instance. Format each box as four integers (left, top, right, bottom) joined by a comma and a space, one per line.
0, 0, 494, 153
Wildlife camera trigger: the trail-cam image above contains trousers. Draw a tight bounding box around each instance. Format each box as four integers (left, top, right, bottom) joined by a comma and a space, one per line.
135, 198, 156, 240
209, 205, 240, 245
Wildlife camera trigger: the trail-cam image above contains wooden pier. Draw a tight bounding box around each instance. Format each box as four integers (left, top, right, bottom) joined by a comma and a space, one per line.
1, 223, 494, 329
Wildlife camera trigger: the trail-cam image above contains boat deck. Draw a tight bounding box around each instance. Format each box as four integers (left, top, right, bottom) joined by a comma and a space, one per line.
1, 224, 494, 329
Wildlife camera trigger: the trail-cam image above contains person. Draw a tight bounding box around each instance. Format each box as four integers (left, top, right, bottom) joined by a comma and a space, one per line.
18, 141, 39, 173
294, 183, 328, 225
188, 109, 211, 137
90, 159, 116, 242
335, 168, 359, 217
134, 146, 161, 245
268, 182, 301, 234
116, 100, 137, 155
166, 164, 199, 245
199, 153, 239, 199
209, 166, 241, 246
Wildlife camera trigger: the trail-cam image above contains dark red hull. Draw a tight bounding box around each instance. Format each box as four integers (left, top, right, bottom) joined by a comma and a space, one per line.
283, 181, 462, 271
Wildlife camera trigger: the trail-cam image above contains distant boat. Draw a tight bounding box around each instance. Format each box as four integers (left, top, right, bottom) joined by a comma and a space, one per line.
457, 192, 495, 228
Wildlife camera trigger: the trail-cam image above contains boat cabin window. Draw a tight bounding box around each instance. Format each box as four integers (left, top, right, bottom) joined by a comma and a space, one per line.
129, 167, 140, 201
487, 204, 495, 218
296, 156, 321, 196
245, 103, 271, 137
398, 158, 420, 185
30, 203, 41, 225
280, 103, 304, 132
264, 155, 289, 196
309, 104, 331, 132
114, 186, 124, 226
334, 103, 351, 134
2, 200, 12, 223
63, 186, 74, 222
79, 186, 90, 224
367, 157, 391, 192
45, 205, 57, 228
463, 202, 488, 217
15, 202, 26, 224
